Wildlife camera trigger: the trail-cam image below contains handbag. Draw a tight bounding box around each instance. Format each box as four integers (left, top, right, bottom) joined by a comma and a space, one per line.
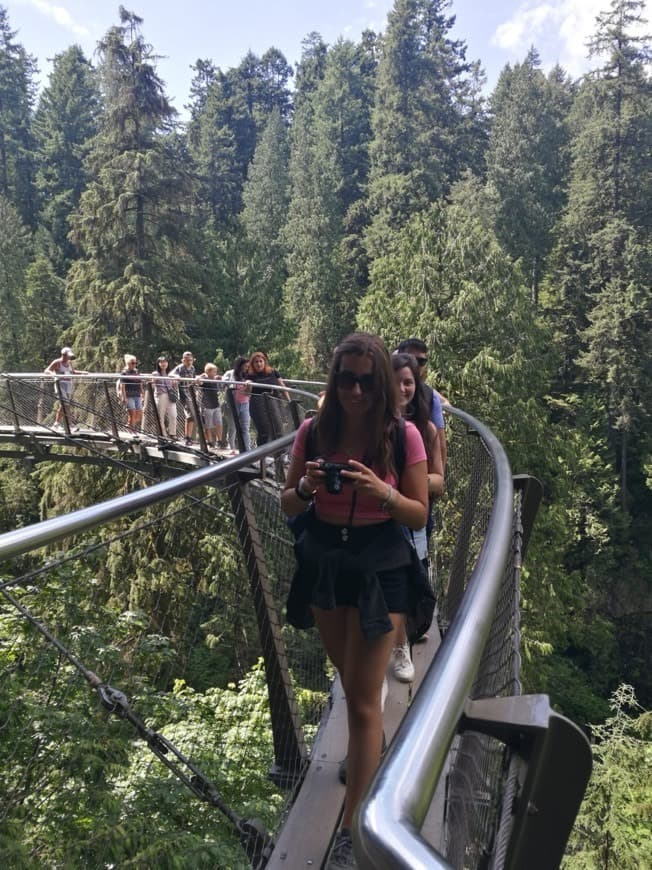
167, 386, 179, 403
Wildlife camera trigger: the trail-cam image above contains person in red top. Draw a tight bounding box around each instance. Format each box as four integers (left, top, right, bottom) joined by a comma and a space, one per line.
281, 333, 428, 869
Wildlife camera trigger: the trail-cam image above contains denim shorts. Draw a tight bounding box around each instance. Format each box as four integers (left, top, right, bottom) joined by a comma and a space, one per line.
202, 406, 222, 428
126, 396, 143, 410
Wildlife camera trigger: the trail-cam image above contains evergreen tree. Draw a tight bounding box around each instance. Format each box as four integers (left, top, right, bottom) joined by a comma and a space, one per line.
293, 32, 328, 111
486, 50, 573, 305
21, 255, 67, 369
33, 45, 100, 273
188, 49, 292, 231
284, 39, 374, 369
0, 194, 30, 366
545, 0, 651, 503
0, 6, 37, 226
365, 0, 474, 255
240, 107, 291, 352
66, 7, 199, 367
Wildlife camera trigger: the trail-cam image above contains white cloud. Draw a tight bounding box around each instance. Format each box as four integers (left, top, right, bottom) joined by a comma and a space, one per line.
491, 0, 649, 77
29, 0, 91, 38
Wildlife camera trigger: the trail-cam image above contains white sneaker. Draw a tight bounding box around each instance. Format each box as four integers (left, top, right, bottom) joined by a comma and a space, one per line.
391, 643, 415, 682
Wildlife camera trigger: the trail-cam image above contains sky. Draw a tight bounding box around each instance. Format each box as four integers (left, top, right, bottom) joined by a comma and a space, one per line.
5, 0, 650, 120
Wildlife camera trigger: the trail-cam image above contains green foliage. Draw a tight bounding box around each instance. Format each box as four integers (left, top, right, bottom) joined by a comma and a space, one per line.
564, 684, 652, 868
65, 10, 200, 368
0, 194, 31, 367
486, 50, 573, 303
0, 7, 37, 225
365, 0, 480, 254
33, 45, 99, 272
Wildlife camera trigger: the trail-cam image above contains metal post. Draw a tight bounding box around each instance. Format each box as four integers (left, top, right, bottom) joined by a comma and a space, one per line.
103, 381, 121, 441
189, 383, 208, 453
228, 476, 306, 785
147, 381, 165, 439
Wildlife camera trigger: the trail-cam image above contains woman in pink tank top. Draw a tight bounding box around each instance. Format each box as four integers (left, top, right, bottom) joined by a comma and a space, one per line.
281, 333, 429, 868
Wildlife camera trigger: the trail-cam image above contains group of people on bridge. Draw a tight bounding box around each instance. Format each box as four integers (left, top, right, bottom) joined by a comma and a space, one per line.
45, 332, 449, 870
44, 347, 292, 452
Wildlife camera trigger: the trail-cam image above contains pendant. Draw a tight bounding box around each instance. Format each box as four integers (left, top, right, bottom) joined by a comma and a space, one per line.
341, 527, 349, 543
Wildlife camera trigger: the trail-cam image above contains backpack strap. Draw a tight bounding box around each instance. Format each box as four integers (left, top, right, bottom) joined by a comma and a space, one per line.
304, 416, 317, 461
391, 417, 407, 480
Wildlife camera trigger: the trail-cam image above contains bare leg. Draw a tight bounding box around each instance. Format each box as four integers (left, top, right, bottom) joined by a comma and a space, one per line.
312, 605, 401, 829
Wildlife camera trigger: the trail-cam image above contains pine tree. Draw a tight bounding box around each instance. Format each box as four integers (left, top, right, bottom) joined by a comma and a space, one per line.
284, 39, 375, 369
21, 255, 67, 368
66, 7, 200, 367
0, 7, 37, 226
486, 50, 573, 305
240, 107, 291, 352
188, 49, 292, 231
0, 194, 31, 366
545, 0, 651, 505
33, 45, 100, 273
365, 0, 475, 255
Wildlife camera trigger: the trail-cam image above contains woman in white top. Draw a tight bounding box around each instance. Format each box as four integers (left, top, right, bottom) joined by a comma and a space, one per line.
44, 346, 87, 428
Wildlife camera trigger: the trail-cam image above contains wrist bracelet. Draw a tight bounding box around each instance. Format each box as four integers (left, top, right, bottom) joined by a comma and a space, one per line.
295, 477, 314, 501
381, 484, 395, 511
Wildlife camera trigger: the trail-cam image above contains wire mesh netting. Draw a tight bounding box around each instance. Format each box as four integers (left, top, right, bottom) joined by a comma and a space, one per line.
433, 418, 525, 870
0, 374, 306, 457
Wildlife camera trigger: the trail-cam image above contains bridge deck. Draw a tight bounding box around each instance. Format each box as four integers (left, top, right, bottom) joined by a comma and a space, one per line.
0, 424, 243, 470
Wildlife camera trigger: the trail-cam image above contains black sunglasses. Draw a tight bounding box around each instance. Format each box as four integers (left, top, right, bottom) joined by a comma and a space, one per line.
335, 370, 375, 392
415, 356, 428, 367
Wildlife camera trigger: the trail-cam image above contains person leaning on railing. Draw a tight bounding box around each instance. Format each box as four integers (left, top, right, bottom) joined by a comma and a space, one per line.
281, 332, 431, 870
247, 350, 290, 445
44, 346, 88, 429
222, 355, 252, 452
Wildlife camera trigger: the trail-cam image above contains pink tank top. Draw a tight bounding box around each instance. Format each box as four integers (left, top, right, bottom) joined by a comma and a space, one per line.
291, 418, 426, 522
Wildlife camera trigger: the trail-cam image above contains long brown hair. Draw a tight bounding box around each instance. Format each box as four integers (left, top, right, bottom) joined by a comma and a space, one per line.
247, 350, 273, 376
315, 332, 400, 476
392, 352, 436, 456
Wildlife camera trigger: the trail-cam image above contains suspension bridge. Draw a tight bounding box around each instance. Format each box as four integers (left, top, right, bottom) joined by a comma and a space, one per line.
0, 374, 591, 869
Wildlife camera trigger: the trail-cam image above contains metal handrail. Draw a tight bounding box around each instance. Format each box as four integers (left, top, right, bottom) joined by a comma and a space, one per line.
356, 405, 514, 869
0, 432, 294, 563
1, 372, 322, 399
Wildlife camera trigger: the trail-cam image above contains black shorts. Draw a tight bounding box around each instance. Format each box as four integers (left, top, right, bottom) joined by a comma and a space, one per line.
306, 520, 409, 614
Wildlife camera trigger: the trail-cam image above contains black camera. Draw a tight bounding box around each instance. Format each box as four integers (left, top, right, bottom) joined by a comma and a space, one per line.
319, 461, 351, 495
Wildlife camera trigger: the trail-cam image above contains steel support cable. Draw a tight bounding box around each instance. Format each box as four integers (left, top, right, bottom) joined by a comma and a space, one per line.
0, 479, 227, 593
0, 581, 275, 864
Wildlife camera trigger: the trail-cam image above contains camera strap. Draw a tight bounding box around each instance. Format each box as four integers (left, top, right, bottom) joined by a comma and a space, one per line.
341, 491, 357, 544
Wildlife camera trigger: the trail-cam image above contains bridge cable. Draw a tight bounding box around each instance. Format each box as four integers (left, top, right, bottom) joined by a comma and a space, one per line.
0, 581, 275, 864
